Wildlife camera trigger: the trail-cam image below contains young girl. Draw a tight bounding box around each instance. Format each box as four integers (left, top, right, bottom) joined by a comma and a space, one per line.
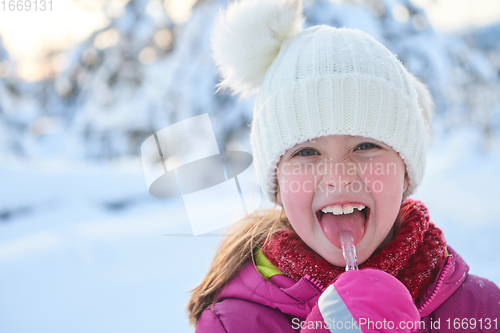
187, 0, 500, 332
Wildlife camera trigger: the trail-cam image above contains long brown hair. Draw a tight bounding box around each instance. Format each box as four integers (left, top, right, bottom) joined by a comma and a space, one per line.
186, 203, 292, 326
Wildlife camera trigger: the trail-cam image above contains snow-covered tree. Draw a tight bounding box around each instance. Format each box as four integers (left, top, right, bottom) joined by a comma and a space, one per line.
1, 0, 499, 160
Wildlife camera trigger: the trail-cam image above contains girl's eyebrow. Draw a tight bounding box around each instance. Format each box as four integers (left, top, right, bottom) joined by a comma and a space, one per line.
293, 141, 317, 148
347, 137, 385, 145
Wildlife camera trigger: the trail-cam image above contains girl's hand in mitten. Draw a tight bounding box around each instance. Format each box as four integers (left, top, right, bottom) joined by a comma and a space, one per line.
301, 268, 420, 333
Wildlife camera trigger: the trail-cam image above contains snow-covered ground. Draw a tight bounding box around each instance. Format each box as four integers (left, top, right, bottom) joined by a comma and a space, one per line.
0, 124, 499, 333
0, 159, 218, 333
0, 0, 498, 331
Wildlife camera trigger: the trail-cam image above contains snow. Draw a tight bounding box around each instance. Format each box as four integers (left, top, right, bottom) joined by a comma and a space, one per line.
0, 0, 499, 331
415, 126, 500, 285
0, 159, 216, 332
0, 124, 499, 332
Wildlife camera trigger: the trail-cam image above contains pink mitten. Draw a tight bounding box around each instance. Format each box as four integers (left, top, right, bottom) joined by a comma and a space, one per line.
301, 268, 420, 332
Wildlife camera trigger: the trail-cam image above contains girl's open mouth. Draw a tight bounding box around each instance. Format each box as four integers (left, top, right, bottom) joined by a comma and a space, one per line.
315, 205, 371, 248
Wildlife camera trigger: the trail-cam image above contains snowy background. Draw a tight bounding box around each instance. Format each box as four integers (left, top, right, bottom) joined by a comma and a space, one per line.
0, 0, 499, 332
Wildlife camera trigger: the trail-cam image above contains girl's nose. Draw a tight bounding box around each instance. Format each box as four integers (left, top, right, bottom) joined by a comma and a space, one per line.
322, 174, 356, 189
320, 162, 357, 191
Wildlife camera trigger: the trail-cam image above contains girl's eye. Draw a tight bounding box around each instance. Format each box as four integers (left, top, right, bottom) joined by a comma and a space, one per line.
355, 142, 380, 151
294, 148, 319, 157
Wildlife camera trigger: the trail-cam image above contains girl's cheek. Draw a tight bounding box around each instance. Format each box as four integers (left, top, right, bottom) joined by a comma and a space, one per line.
279, 174, 316, 198
298, 174, 317, 194
358, 158, 404, 192
363, 173, 399, 196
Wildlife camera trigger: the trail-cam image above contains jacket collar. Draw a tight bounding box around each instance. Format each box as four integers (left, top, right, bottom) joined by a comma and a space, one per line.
217, 261, 321, 318
216, 246, 469, 319
416, 246, 469, 317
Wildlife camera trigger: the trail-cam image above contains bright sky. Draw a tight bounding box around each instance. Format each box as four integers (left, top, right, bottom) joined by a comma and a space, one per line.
411, 0, 500, 32
0, 0, 499, 81
0, 0, 109, 80
0, 0, 195, 81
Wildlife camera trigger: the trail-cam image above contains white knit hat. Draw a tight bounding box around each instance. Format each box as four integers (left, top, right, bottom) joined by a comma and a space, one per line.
211, 0, 434, 203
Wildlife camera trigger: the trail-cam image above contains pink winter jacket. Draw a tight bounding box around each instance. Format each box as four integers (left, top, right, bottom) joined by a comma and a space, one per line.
195, 246, 500, 332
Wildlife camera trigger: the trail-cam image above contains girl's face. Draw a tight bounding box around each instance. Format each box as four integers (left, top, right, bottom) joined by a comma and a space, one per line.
276, 135, 408, 267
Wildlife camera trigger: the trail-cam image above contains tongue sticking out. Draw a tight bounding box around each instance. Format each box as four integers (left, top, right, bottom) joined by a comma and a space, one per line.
319, 210, 366, 249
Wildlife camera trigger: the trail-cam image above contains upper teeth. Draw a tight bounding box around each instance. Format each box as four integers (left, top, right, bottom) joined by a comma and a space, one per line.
321, 204, 365, 215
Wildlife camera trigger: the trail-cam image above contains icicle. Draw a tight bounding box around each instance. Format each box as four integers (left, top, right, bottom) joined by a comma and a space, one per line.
340, 232, 358, 271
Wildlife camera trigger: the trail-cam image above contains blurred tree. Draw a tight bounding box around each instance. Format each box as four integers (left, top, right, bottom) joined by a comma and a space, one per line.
0, 0, 498, 161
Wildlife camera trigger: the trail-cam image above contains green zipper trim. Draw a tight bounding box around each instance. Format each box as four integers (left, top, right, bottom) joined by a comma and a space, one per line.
254, 247, 283, 279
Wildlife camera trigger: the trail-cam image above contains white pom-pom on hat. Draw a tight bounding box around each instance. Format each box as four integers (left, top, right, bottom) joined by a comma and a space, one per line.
211, 0, 305, 98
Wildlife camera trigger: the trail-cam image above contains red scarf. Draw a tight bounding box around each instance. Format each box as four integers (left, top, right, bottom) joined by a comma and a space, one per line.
261, 199, 447, 300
